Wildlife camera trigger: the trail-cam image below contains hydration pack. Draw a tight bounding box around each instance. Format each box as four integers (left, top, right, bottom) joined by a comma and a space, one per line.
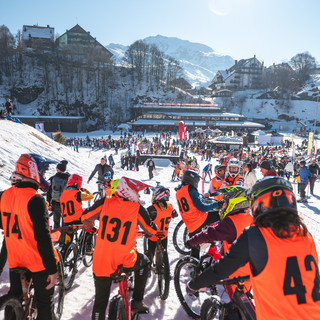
51, 175, 68, 202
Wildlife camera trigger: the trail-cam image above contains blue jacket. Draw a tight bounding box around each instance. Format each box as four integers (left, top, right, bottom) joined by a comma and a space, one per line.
299, 166, 312, 184
203, 164, 212, 173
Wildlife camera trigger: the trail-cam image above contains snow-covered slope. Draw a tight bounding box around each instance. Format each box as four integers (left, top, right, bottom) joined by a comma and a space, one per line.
107, 35, 234, 86
0, 120, 320, 320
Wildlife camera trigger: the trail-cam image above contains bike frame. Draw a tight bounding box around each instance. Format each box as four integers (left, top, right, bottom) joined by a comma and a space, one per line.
117, 275, 132, 320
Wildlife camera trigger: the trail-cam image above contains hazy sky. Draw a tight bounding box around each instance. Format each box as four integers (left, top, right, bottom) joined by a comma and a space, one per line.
2, 0, 319, 66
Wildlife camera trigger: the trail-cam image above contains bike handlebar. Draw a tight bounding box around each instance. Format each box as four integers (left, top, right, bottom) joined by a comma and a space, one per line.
216, 275, 250, 286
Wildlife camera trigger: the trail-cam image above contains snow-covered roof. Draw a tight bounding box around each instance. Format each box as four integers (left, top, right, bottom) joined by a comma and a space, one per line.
135, 105, 221, 111
22, 25, 54, 41
129, 119, 264, 128
145, 111, 244, 118
17, 115, 85, 119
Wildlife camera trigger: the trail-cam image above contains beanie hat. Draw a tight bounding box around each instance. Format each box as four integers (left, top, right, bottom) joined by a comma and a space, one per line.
260, 160, 272, 171
57, 160, 68, 172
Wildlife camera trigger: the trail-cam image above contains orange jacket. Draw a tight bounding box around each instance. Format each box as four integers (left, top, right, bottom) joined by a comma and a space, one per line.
60, 189, 84, 223
90, 197, 156, 277
176, 185, 208, 233
149, 203, 173, 241
250, 228, 320, 320
0, 186, 59, 272
223, 211, 253, 290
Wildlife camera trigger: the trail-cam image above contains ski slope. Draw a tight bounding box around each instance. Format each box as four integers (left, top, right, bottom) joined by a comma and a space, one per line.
0, 120, 320, 319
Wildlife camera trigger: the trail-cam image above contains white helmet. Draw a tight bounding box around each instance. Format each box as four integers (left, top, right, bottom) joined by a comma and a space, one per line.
227, 158, 242, 178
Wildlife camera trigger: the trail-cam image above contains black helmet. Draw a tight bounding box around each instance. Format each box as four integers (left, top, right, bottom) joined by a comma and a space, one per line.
182, 170, 201, 189
215, 164, 227, 179
247, 177, 297, 218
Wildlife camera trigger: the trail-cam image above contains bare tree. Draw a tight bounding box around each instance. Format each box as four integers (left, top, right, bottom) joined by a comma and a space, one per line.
290, 52, 316, 84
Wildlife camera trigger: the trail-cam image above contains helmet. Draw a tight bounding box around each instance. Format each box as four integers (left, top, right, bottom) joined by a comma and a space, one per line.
114, 177, 152, 203
15, 154, 41, 185
182, 170, 201, 189
104, 172, 112, 180
152, 185, 170, 203
218, 186, 250, 220
247, 177, 297, 218
29, 153, 57, 192
67, 174, 83, 189
110, 179, 120, 195
227, 158, 242, 178
215, 165, 227, 179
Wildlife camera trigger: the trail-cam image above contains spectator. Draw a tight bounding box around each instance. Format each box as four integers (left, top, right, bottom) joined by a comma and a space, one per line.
108, 154, 115, 168
308, 159, 319, 195
260, 160, 278, 177
88, 158, 114, 195
284, 160, 294, 181
243, 163, 257, 188
203, 163, 213, 181
298, 160, 312, 202
5, 99, 12, 116
146, 157, 155, 179
47, 160, 69, 230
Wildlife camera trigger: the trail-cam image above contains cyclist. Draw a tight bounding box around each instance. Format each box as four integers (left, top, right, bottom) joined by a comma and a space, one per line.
145, 185, 177, 264
81, 177, 158, 319
0, 154, 59, 320
225, 158, 244, 187
205, 164, 226, 198
103, 171, 113, 199
59, 174, 93, 250
187, 177, 320, 319
175, 170, 222, 259
186, 186, 253, 290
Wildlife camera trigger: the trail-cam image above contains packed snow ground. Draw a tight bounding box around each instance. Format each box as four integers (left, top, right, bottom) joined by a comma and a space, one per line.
0, 120, 320, 319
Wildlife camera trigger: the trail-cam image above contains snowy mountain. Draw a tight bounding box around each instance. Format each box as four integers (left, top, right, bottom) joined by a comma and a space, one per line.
107, 35, 234, 86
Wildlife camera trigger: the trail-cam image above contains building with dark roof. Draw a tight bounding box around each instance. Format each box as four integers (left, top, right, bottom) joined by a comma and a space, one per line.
22, 25, 55, 50
55, 24, 113, 61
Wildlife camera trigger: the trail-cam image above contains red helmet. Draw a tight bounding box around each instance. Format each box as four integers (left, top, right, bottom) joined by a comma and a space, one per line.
15, 154, 40, 184
67, 174, 83, 189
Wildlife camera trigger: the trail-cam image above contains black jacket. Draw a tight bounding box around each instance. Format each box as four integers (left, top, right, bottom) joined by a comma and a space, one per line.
88, 163, 114, 182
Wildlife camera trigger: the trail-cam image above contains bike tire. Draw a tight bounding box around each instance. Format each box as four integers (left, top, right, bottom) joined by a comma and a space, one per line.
200, 298, 219, 320
53, 250, 65, 319
108, 295, 127, 320
143, 236, 148, 255
174, 257, 214, 319
0, 296, 24, 320
82, 232, 96, 267
172, 220, 190, 256
156, 247, 170, 300
62, 242, 78, 290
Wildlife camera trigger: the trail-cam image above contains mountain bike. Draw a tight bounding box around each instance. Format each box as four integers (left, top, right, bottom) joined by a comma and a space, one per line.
108, 265, 139, 320
0, 250, 65, 319
201, 275, 256, 320
143, 232, 170, 300
172, 219, 190, 255
60, 225, 97, 290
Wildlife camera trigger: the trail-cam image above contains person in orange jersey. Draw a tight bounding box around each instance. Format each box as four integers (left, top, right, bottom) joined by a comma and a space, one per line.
205, 164, 227, 198
145, 185, 177, 266
225, 158, 244, 187
187, 177, 320, 320
0, 154, 59, 320
176, 170, 222, 259
81, 177, 157, 319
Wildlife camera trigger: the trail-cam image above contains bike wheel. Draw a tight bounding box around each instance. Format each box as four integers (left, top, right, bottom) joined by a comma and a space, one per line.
156, 247, 170, 300
172, 220, 190, 255
62, 243, 78, 290
200, 298, 219, 320
82, 232, 96, 267
174, 257, 215, 319
108, 295, 127, 320
143, 236, 148, 254
53, 250, 65, 319
0, 296, 23, 320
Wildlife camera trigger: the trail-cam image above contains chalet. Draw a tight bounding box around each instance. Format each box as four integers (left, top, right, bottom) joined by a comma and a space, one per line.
55, 24, 113, 61
128, 102, 264, 131
22, 25, 55, 50
211, 55, 264, 91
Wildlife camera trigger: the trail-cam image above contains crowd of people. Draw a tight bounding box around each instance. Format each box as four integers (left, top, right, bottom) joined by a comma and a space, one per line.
0, 130, 319, 319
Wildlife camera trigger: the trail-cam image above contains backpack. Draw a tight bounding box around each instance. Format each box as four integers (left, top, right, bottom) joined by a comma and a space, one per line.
51, 175, 68, 202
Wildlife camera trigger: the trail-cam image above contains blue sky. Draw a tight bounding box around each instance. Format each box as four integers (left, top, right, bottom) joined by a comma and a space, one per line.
2, 0, 319, 66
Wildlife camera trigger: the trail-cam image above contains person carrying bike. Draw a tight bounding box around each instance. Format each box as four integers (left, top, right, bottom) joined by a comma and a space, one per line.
187, 177, 320, 319
186, 186, 253, 291
176, 170, 221, 259
87, 157, 114, 196
60, 174, 93, 252
146, 185, 177, 265
81, 177, 158, 319
0, 154, 59, 320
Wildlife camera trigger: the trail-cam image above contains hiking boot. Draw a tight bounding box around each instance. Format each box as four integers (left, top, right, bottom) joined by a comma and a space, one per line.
131, 300, 149, 314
